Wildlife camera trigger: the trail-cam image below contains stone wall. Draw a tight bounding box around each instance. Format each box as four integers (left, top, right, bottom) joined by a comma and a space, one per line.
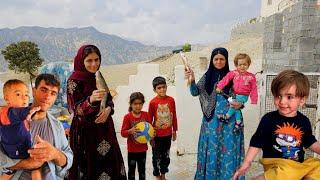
263, 0, 320, 72
261, 0, 283, 17
230, 18, 264, 40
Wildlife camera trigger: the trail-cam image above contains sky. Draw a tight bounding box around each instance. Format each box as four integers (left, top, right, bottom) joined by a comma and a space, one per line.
0, 0, 261, 46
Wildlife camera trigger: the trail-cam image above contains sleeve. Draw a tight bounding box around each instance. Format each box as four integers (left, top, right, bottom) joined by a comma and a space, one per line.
171, 98, 178, 131
302, 117, 317, 148
106, 92, 115, 115
121, 114, 130, 138
7, 107, 31, 124
146, 111, 152, 124
189, 81, 200, 96
0, 107, 11, 125
54, 122, 73, 178
67, 79, 99, 117
250, 114, 268, 148
216, 71, 235, 90
249, 75, 258, 104
148, 101, 155, 124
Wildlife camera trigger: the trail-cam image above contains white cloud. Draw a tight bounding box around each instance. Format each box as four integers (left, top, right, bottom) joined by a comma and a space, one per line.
0, 0, 261, 46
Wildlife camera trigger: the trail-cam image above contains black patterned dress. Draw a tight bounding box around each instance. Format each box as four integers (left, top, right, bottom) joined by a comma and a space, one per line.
67, 79, 127, 180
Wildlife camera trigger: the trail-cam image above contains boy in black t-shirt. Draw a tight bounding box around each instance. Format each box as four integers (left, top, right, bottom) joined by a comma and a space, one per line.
232, 70, 320, 180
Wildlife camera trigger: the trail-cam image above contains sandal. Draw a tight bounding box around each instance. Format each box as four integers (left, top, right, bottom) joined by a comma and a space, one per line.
233, 121, 244, 132
217, 114, 229, 123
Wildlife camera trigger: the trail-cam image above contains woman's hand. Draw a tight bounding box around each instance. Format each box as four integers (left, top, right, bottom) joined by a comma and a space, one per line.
184, 66, 195, 83
95, 107, 111, 124
90, 89, 107, 103
230, 101, 243, 110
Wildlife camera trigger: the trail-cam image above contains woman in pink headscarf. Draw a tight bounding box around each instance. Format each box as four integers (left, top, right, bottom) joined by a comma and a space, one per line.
67, 45, 126, 179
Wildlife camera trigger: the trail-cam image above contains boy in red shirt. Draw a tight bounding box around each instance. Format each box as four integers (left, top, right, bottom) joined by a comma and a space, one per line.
148, 76, 178, 180
121, 92, 151, 180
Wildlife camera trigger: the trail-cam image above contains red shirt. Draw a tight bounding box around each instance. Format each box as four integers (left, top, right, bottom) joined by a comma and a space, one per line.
148, 95, 178, 137
121, 111, 150, 152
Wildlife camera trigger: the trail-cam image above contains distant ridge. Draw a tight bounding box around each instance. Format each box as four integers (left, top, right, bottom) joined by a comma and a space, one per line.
0, 26, 173, 71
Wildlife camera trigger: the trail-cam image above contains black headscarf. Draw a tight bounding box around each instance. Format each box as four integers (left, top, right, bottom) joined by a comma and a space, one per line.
204, 47, 231, 95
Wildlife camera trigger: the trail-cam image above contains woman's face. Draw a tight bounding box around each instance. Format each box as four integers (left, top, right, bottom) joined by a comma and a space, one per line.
84, 52, 100, 73
212, 54, 226, 70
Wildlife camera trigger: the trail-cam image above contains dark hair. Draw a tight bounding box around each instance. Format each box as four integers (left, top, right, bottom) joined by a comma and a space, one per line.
271, 70, 310, 98
35, 74, 60, 89
3, 79, 27, 94
152, 76, 166, 89
83, 45, 101, 61
128, 92, 145, 111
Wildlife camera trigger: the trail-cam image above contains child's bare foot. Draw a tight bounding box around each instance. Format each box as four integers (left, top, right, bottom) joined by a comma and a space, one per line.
161, 174, 166, 180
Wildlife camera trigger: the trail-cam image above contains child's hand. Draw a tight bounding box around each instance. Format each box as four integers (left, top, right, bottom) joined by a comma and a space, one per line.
172, 131, 177, 141
128, 127, 140, 135
230, 101, 243, 110
216, 88, 222, 93
150, 139, 155, 147
26, 106, 41, 121
231, 161, 251, 180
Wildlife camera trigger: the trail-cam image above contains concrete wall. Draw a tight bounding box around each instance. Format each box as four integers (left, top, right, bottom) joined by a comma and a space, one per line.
230, 18, 264, 40
261, 0, 283, 17
263, 0, 320, 72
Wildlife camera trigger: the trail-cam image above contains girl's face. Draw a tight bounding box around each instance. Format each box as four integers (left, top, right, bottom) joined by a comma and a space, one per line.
236, 59, 249, 73
84, 52, 100, 73
131, 99, 143, 114
212, 54, 226, 70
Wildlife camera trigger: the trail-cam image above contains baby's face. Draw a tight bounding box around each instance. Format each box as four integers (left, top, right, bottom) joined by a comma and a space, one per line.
4, 83, 30, 107
236, 58, 249, 73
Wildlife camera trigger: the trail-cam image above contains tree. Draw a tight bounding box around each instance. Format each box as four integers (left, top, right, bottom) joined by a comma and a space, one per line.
1, 41, 44, 87
182, 43, 191, 52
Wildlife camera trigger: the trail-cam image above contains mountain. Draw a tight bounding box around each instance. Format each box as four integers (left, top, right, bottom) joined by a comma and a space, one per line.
0, 26, 173, 71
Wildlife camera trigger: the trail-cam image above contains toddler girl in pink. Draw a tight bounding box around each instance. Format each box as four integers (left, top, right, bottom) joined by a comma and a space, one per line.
216, 53, 258, 132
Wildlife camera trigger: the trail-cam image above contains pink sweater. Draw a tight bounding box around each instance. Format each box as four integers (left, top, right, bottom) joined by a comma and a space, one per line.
217, 70, 258, 104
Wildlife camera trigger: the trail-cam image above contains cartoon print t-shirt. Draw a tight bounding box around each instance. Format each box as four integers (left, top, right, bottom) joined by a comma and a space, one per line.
155, 103, 173, 129
148, 96, 178, 137
250, 111, 317, 162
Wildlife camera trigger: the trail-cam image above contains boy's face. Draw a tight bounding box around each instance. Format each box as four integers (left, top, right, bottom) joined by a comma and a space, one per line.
32, 80, 58, 112
4, 83, 29, 107
154, 84, 167, 97
236, 59, 249, 73
273, 84, 306, 117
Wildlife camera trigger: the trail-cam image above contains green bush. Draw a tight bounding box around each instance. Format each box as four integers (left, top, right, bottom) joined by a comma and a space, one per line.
182, 43, 191, 52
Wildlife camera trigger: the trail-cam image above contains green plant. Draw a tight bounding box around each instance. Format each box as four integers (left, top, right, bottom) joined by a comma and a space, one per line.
182, 43, 191, 52
1, 41, 44, 86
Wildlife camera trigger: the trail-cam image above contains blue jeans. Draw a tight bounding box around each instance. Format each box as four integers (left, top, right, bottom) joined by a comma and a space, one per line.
227, 95, 248, 121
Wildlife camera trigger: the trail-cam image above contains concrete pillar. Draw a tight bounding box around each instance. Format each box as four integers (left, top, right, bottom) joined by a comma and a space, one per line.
199, 57, 208, 71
